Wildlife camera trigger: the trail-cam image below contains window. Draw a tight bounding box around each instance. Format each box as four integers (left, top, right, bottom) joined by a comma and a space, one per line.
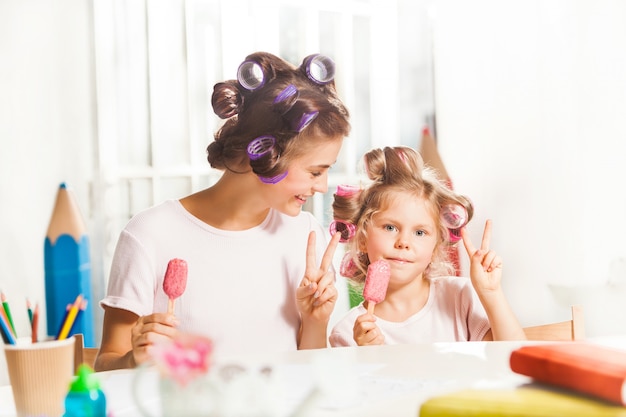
92, 0, 435, 296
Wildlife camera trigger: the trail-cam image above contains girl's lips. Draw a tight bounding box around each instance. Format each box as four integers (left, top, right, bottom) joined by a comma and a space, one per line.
388, 257, 412, 264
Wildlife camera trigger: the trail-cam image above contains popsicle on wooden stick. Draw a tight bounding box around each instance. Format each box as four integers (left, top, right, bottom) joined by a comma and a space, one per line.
363, 259, 391, 315
163, 258, 188, 314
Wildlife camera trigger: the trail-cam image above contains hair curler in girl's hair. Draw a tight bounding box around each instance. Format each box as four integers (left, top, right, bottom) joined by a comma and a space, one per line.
329, 220, 356, 243
440, 204, 469, 244
335, 184, 360, 197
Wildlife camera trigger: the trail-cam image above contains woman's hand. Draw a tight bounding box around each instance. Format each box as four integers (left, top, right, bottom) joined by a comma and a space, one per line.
353, 312, 385, 346
461, 219, 503, 295
130, 312, 179, 365
95, 307, 179, 371
296, 231, 341, 323
296, 231, 340, 349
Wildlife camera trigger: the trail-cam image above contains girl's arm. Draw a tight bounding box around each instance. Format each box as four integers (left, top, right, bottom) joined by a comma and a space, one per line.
461, 220, 526, 341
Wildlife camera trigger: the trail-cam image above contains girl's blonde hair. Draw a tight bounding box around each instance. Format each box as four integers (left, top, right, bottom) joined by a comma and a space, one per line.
333, 146, 473, 286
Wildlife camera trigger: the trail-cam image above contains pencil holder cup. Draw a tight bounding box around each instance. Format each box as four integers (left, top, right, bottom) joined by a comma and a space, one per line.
3, 337, 75, 417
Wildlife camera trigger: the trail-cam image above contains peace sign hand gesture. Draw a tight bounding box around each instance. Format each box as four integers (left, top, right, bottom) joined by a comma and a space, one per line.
461, 219, 503, 295
296, 230, 341, 324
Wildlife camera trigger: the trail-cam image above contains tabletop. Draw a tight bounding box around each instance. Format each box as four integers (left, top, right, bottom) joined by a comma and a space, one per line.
2, 336, 626, 417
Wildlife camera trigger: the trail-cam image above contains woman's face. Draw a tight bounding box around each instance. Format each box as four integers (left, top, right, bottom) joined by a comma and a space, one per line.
364, 191, 438, 285
264, 136, 343, 217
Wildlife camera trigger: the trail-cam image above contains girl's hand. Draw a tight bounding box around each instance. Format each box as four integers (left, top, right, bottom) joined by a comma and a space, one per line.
353, 312, 384, 346
296, 231, 341, 323
461, 219, 503, 294
130, 312, 179, 365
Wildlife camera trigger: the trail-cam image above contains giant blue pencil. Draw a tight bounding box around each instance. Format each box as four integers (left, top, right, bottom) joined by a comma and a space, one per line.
44, 182, 95, 346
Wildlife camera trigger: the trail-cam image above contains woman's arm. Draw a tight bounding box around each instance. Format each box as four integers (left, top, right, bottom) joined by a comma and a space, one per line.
94, 306, 178, 371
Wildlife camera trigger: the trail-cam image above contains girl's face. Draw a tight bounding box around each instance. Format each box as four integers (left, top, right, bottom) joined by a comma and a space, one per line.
364, 191, 438, 284
264, 137, 343, 217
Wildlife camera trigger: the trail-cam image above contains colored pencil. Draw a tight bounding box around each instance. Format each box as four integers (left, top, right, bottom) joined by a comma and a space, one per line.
45, 182, 95, 346
69, 299, 88, 335
57, 294, 83, 340
1, 291, 17, 337
26, 298, 33, 326
0, 307, 16, 345
31, 303, 39, 343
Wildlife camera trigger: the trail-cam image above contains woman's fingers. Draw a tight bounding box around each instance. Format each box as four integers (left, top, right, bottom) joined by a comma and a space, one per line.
319, 231, 341, 272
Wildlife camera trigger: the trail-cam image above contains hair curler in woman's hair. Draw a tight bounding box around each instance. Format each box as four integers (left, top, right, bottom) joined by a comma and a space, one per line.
258, 171, 288, 184
237, 60, 265, 91
273, 84, 299, 109
300, 54, 336, 84
247, 136, 276, 161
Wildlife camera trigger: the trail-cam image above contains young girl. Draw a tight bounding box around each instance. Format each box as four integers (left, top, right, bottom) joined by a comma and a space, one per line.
329, 146, 525, 347
95, 52, 350, 370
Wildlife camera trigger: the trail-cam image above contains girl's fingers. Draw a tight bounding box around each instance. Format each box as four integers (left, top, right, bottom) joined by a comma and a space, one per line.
480, 219, 493, 251
461, 227, 476, 256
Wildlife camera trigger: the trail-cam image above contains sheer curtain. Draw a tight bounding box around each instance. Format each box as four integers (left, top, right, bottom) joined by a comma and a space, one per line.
90, 0, 436, 336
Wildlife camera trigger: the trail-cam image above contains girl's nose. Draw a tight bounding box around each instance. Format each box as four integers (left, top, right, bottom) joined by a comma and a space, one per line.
395, 234, 410, 249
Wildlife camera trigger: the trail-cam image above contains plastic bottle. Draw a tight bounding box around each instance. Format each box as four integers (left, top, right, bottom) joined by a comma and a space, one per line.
64, 364, 107, 417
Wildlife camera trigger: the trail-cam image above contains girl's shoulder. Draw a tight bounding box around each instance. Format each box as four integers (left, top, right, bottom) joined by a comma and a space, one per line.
429, 275, 474, 295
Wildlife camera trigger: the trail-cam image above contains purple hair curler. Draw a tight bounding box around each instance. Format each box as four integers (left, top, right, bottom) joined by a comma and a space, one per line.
274, 84, 299, 104
237, 60, 265, 91
293, 111, 319, 132
329, 220, 356, 243
247, 136, 276, 161
301, 54, 335, 84
258, 171, 288, 184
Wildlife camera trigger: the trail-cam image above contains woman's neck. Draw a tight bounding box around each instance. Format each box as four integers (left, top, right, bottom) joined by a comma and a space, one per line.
180, 171, 270, 230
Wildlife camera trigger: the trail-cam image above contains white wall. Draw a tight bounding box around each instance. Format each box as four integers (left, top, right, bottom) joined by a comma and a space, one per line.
2, 0, 626, 386
0, 0, 96, 384
433, 0, 626, 336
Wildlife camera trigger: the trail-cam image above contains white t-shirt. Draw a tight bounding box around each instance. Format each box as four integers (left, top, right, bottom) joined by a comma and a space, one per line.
329, 276, 490, 347
100, 200, 329, 356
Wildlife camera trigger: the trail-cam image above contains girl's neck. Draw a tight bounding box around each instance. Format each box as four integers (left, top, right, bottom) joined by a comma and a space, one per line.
373, 277, 430, 322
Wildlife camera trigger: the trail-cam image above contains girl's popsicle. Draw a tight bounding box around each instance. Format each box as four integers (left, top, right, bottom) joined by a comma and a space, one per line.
163, 258, 188, 314
363, 259, 391, 314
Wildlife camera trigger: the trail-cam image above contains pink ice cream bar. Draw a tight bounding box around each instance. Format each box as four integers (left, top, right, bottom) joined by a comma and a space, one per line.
363, 259, 391, 309
163, 258, 188, 313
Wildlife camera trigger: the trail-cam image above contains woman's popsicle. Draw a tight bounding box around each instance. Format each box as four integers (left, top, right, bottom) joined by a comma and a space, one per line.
163, 258, 188, 314
363, 259, 391, 315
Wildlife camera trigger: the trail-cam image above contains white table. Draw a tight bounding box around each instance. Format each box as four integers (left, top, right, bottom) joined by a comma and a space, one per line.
2, 337, 626, 417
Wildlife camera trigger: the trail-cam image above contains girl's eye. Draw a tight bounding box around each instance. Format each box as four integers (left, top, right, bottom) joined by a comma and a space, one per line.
384, 224, 397, 232
415, 230, 426, 237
